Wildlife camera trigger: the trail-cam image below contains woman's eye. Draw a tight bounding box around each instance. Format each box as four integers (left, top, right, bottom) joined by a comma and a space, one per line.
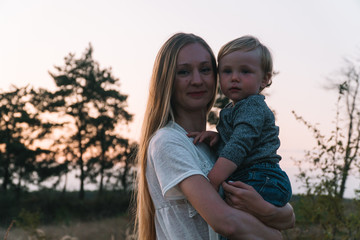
177, 70, 189, 76
201, 67, 211, 74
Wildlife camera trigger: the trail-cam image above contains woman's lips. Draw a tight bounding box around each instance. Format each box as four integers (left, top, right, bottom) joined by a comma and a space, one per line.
188, 91, 206, 98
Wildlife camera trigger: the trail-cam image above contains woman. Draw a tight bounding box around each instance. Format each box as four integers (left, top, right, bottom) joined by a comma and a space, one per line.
135, 32, 294, 240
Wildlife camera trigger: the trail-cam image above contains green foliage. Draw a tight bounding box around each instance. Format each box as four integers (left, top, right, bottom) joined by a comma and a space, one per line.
292, 56, 360, 238
0, 192, 19, 226
0, 190, 131, 228
290, 195, 360, 239
344, 199, 360, 238
16, 208, 42, 234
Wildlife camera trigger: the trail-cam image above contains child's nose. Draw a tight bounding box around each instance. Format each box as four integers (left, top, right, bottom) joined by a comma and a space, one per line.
231, 72, 240, 82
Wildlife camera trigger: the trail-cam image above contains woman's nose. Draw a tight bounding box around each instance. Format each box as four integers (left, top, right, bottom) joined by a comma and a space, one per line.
191, 70, 203, 85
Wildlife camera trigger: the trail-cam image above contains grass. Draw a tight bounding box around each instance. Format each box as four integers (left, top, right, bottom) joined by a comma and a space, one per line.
1, 215, 134, 240
2, 191, 358, 239
1, 211, 354, 240
0, 215, 326, 240
0, 190, 135, 240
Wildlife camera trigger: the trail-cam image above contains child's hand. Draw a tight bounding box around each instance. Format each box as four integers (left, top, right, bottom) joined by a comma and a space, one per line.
187, 131, 219, 147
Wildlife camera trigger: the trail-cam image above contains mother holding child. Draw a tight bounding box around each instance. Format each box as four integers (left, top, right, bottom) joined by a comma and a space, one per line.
135, 32, 295, 240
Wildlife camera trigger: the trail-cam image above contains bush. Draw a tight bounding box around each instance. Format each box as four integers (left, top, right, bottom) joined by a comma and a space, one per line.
0, 189, 132, 227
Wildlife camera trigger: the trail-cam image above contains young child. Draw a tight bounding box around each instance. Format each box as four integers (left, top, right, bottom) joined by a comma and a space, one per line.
189, 35, 292, 207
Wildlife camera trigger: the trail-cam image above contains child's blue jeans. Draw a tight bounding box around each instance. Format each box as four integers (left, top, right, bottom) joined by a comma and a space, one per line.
228, 162, 292, 207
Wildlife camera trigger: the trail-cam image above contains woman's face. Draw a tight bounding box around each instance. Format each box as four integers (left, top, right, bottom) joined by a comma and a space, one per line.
172, 43, 216, 114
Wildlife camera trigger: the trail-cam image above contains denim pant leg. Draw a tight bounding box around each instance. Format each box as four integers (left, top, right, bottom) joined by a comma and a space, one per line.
229, 162, 292, 207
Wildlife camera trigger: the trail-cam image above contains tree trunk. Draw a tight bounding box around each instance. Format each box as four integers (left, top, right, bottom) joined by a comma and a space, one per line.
122, 159, 129, 192
2, 159, 10, 191
98, 132, 106, 195
339, 162, 350, 198
99, 158, 104, 195
78, 130, 85, 200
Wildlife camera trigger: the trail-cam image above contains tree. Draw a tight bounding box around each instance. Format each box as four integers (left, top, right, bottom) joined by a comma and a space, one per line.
292, 56, 360, 238
48, 44, 132, 199
0, 86, 54, 194
86, 72, 133, 194
119, 142, 138, 192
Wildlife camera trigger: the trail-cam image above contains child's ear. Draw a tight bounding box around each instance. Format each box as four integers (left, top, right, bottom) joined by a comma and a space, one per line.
261, 72, 272, 89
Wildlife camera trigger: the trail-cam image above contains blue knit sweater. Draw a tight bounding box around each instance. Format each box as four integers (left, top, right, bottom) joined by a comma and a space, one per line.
216, 94, 281, 167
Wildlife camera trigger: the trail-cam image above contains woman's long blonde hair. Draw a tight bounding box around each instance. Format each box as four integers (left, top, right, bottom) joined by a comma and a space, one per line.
134, 32, 217, 240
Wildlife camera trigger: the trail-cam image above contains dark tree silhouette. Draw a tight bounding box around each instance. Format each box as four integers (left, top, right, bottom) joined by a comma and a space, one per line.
48, 44, 132, 199
119, 142, 138, 192
0, 86, 54, 194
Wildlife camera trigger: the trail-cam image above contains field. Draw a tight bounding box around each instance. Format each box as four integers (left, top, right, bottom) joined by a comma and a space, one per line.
1, 215, 134, 240
1, 191, 357, 240
0, 216, 308, 240
0, 190, 134, 240
0, 214, 326, 240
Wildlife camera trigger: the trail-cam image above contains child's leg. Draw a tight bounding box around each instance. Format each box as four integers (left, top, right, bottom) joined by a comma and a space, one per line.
229, 162, 292, 207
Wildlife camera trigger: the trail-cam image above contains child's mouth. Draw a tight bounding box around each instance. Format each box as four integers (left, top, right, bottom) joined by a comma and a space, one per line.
229, 87, 241, 92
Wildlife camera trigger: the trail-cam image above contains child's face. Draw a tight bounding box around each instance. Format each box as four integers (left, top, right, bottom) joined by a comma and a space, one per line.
218, 49, 270, 105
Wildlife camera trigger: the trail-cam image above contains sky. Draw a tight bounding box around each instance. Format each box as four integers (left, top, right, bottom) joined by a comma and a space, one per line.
1, 0, 360, 197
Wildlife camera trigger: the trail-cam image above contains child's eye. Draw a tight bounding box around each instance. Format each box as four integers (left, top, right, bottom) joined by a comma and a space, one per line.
221, 68, 232, 74
241, 69, 251, 74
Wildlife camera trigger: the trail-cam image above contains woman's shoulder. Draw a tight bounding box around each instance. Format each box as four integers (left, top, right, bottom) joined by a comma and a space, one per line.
150, 121, 189, 146
155, 121, 186, 136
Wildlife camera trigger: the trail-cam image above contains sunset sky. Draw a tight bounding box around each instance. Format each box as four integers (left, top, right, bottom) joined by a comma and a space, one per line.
1, 0, 360, 197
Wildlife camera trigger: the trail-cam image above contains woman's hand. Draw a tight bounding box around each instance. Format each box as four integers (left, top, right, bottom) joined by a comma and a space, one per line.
222, 181, 272, 216
222, 181, 295, 230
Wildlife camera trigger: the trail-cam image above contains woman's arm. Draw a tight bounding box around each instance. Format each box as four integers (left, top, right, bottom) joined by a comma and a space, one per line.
222, 181, 295, 230
179, 175, 282, 240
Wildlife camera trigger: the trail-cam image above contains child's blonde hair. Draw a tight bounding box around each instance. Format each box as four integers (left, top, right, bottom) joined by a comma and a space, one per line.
218, 35, 274, 90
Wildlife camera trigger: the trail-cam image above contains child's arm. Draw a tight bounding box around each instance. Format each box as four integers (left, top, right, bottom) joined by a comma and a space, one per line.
187, 130, 219, 147
207, 157, 237, 191
187, 131, 237, 190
